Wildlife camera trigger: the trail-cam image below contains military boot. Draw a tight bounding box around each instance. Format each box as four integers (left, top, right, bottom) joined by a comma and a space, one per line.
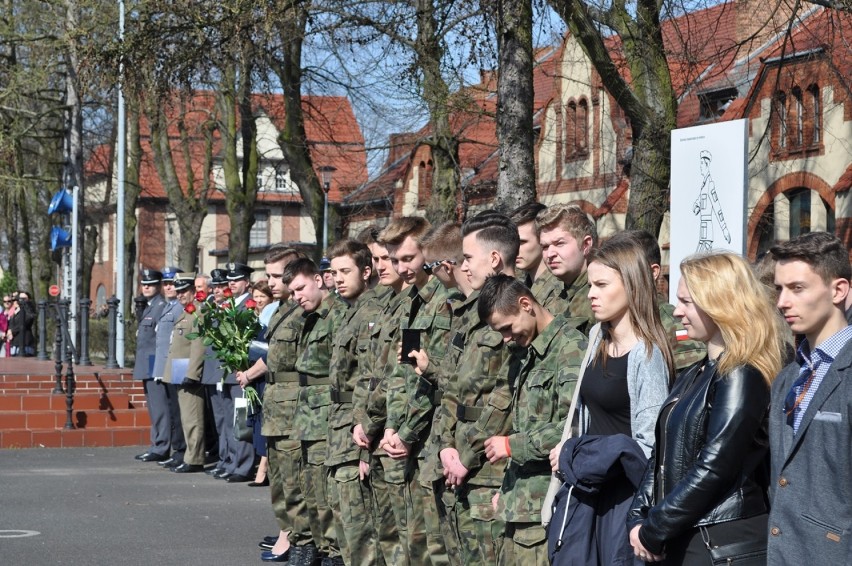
319, 557, 344, 566
298, 544, 319, 566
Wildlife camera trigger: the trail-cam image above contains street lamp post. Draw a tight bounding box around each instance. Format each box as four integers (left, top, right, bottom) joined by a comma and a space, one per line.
320, 166, 336, 254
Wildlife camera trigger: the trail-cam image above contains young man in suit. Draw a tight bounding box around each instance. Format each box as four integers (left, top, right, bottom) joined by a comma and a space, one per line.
769, 231, 852, 565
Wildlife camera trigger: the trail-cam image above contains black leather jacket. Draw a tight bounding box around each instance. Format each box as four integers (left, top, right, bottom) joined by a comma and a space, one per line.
626, 358, 771, 554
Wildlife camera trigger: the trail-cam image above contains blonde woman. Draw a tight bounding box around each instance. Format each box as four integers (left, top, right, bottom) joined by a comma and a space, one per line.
548, 238, 673, 565
627, 252, 784, 565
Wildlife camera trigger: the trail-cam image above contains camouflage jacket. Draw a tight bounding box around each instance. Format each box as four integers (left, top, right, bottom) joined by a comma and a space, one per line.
559, 270, 596, 335
530, 269, 570, 315
439, 291, 521, 487
386, 277, 454, 449
360, 287, 410, 445
326, 287, 385, 467
261, 300, 304, 438
658, 299, 706, 371
498, 315, 587, 523
293, 293, 346, 442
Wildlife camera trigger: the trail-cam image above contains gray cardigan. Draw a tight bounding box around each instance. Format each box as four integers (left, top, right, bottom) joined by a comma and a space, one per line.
578, 323, 670, 458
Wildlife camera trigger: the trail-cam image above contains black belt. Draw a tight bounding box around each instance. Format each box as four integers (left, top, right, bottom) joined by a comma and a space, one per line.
331, 389, 353, 404
299, 373, 331, 387
456, 405, 484, 422
268, 371, 299, 384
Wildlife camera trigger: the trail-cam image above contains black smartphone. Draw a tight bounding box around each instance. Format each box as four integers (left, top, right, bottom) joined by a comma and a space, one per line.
400, 328, 421, 365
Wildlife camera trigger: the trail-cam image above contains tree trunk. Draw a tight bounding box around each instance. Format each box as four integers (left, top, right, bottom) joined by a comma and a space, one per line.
495, 0, 536, 212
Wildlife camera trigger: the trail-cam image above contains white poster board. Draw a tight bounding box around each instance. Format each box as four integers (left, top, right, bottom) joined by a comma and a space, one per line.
669, 119, 748, 305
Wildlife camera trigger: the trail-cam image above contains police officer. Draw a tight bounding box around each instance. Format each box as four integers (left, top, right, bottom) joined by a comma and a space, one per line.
203, 268, 229, 475
133, 268, 169, 462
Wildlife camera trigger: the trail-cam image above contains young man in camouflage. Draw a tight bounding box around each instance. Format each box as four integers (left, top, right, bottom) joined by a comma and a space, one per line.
325, 239, 385, 566
435, 212, 522, 565
536, 204, 598, 333
509, 202, 566, 313
376, 216, 455, 566
478, 274, 587, 565
287, 258, 346, 566
234, 247, 306, 563
352, 234, 411, 566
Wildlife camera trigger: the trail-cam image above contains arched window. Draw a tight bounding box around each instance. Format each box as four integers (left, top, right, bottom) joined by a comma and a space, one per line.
577, 98, 589, 153
808, 84, 821, 144
774, 92, 787, 150
565, 101, 577, 159
792, 86, 803, 147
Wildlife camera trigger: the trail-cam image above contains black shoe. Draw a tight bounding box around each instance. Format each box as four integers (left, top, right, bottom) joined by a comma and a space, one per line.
262, 536, 278, 545
138, 452, 169, 462
158, 457, 179, 468
165, 459, 183, 470
205, 467, 221, 476
172, 463, 204, 473
258, 541, 274, 550
260, 549, 289, 563
226, 473, 249, 483
298, 544, 318, 566
248, 477, 269, 487
214, 470, 231, 480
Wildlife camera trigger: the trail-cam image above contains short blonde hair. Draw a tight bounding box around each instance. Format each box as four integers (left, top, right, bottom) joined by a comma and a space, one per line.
680, 252, 784, 383
421, 222, 463, 263
378, 216, 431, 247
535, 204, 597, 246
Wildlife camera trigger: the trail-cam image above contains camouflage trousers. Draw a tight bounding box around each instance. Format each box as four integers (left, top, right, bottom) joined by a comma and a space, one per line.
403, 462, 431, 566
267, 437, 311, 545
327, 462, 385, 566
418, 476, 454, 566
427, 479, 462, 566
498, 522, 549, 566
445, 483, 504, 565
301, 439, 337, 557
369, 454, 409, 566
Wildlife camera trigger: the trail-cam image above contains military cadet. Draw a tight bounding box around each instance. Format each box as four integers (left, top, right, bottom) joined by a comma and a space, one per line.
478, 274, 587, 565
509, 202, 566, 313
608, 230, 707, 370
325, 239, 385, 566
163, 273, 207, 473
133, 268, 169, 462
234, 247, 305, 563
215, 261, 257, 482
320, 257, 336, 292
435, 211, 521, 565
378, 216, 454, 566
536, 204, 598, 333
203, 268, 229, 478
151, 267, 187, 469
287, 258, 345, 566
353, 233, 411, 566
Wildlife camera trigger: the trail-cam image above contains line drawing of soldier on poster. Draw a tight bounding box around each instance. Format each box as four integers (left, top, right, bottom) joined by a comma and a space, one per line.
692, 150, 731, 252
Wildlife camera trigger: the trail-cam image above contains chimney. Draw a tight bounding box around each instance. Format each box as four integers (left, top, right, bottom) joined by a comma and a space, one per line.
385, 133, 419, 168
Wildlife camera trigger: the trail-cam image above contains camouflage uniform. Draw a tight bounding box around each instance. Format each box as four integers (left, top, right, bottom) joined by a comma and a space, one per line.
496, 315, 587, 566
558, 270, 596, 335
357, 288, 411, 566
386, 277, 454, 566
439, 290, 521, 565
528, 269, 569, 315
658, 298, 706, 371
261, 301, 311, 548
326, 287, 386, 566
294, 294, 346, 559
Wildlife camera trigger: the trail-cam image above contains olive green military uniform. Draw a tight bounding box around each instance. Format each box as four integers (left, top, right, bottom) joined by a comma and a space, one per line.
261, 301, 310, 547
658, 299, 706, 371
558, 270, 596, 335
439, 290, 521, 565
529, 269, 569, 315
358, 288, 412, 566
294, 294, 346, 559
326, 287, 386, 566
496, 315, 587, 565
385, 277, 454, 566
164, 310, 206, 465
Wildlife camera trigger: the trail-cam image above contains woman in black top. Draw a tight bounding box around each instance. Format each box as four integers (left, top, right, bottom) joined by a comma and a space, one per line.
627, 252, 785, 565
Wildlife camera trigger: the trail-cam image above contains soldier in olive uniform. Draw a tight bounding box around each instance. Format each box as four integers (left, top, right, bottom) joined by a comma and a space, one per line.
133, 268, 169, 462
478, 275, 587, 565
287, 258, 346, 565
234, 247, 305, 563
536, 205, 598, 334
325, 239, 385, 566
163, 273, 207, 473
353, 236, 411, 566
509, 203, 567, 313
433, 212, 522, 565
151, 267, 187, 468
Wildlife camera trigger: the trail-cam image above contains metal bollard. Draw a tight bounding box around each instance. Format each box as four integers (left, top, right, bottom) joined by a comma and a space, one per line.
37, 300, 49, 360
104, 296, 120, 369
60, 299, 76, 430
78, 298, 93, 366
52, 301, 64, 394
